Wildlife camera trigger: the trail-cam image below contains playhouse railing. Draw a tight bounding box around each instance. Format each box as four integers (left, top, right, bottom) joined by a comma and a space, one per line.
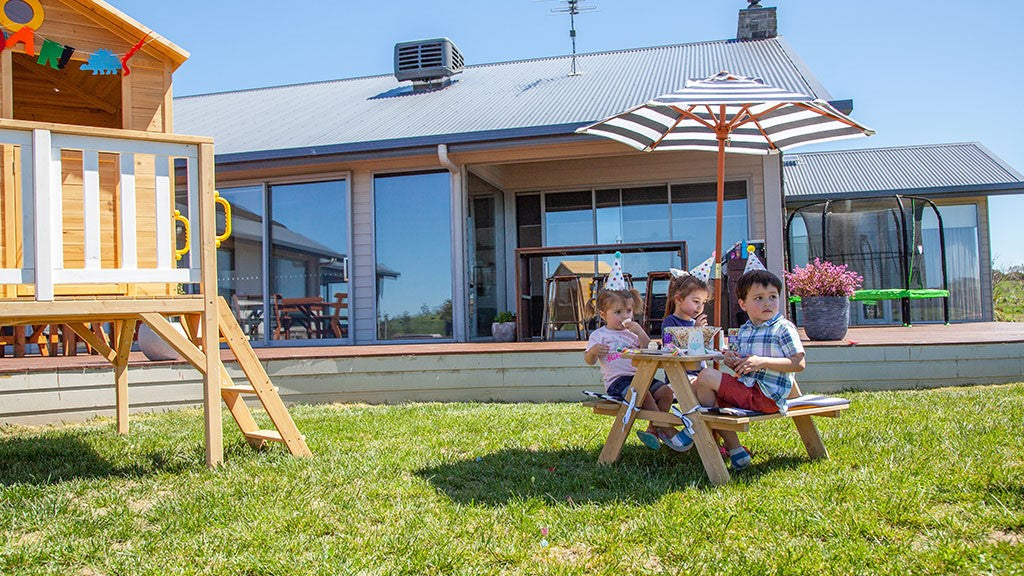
0, 119, 215, 301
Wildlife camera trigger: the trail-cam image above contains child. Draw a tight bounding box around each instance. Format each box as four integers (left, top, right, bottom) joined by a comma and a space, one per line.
692, 269, 805, 471
584, 287, 693, 452
661, 272, 711, 335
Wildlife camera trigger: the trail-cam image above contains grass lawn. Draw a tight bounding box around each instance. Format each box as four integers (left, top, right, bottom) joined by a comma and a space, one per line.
2, 383, 1022, 575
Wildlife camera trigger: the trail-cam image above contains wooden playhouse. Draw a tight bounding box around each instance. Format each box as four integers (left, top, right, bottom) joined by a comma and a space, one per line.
0, 0, 308, 465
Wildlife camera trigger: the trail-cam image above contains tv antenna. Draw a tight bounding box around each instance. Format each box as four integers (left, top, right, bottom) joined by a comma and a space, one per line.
550, 0, 596, 75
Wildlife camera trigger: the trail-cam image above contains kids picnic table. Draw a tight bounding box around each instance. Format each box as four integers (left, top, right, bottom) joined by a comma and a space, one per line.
586, 350, 848, 484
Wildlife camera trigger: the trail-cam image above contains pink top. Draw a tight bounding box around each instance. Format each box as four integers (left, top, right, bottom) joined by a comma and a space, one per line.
586, 326, 641, 391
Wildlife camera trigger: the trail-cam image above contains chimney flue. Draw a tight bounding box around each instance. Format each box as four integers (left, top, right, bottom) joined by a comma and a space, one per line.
737, 2, 777, 40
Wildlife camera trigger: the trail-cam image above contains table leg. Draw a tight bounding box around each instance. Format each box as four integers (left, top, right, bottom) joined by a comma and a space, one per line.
664, 363, 730, 485
598, 359, 658, 465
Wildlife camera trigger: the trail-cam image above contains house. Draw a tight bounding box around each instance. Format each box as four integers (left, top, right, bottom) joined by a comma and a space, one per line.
175, 4, 843, 346
783, 142, 1024, 325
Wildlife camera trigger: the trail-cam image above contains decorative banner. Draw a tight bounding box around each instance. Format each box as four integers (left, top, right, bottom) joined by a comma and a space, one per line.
81, 49, 120, 75
1, 0, 150, 76
120, 34, 150, 76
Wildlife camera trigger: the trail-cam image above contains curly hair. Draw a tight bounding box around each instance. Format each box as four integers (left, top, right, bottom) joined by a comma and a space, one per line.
595, 288, 643, 316
664, 273, 712, 318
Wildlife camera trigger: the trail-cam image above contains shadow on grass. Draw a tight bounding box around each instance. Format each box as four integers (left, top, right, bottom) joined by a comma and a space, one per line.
0, 432, 203, 487
416, 445, 808, 505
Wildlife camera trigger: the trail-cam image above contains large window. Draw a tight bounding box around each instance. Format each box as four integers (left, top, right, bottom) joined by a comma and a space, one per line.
374, 172, 453, 340
520, 182, 749, 279
217, 179, 350, 344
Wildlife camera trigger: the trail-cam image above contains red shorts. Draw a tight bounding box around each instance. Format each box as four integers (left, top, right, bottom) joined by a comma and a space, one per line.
717, 373, 780, 414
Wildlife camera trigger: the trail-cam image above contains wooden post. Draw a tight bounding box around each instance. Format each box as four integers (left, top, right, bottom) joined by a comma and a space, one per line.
197, 141, 223, 467
113, 319, 137, 434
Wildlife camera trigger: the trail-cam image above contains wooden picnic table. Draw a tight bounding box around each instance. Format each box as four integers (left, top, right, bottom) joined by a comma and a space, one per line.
590, 349, 846, 485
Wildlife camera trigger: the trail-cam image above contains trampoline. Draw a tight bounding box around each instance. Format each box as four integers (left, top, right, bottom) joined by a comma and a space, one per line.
786, 195, 950, 325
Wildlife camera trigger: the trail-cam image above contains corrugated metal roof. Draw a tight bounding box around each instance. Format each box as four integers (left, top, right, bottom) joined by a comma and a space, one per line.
783, 143, 1024, 200
174, 37, 833, 160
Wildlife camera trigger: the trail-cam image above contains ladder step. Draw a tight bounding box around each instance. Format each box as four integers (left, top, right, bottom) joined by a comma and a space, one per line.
221, 384, 278, 395
244, 430, 285, 443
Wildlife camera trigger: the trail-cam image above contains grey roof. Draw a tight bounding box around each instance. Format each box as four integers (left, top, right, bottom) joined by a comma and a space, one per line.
783, 142, 1024, 201
174, 37, 835, 162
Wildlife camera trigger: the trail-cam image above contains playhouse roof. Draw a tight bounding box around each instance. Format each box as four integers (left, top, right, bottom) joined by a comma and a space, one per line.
783, 142, 1024, 202
174, 36, 840, 162
69, 0, 189, 70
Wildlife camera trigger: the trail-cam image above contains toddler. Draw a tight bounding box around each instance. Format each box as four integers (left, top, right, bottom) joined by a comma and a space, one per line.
584, 287, 692, 452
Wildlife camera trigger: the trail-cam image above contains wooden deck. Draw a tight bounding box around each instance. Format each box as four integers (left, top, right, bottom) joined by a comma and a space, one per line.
2, 323, 1022, 426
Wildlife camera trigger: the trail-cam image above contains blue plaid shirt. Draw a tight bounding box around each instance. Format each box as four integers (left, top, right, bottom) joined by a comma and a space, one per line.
733, 312, 804, 412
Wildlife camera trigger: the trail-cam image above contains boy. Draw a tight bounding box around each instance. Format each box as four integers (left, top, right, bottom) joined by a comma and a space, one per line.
692, 269, 805, 470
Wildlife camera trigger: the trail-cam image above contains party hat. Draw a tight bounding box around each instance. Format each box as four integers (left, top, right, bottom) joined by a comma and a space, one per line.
689, 252, 715, 283
743, 245, 766, 273
606, 251, 628, 290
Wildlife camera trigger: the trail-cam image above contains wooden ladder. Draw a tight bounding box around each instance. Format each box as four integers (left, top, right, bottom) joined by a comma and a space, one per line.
212, 297, 311, 456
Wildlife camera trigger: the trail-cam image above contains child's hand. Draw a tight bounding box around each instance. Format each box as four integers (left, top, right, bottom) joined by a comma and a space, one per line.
622, 318, 643, 335
723, 349, 743, 369
592, 343, 610, 358
734, 355, 766, 375
693, 312, 708, 327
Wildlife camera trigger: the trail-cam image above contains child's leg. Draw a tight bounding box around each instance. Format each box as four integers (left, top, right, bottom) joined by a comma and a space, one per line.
691, 367, 723, 407
648, 385, 679, 436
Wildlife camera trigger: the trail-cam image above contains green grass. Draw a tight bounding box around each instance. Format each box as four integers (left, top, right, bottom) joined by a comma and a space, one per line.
2, 384, 1023, 575
994, 267, 1024, 322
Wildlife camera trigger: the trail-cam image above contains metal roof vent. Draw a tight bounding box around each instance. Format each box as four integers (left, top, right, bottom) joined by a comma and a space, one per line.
394, 38, 464, 85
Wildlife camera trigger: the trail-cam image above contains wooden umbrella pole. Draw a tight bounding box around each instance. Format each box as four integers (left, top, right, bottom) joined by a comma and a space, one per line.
714, 110, 728, 328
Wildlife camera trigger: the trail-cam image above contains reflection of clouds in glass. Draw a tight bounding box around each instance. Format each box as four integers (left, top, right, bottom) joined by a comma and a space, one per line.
374, 172, 452, 318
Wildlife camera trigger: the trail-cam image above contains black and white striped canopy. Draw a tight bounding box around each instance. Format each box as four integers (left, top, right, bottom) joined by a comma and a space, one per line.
577, 72, 874, 154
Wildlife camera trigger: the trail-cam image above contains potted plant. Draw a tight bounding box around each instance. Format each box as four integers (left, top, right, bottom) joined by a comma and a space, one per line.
492, 311, 517, 343
784, 258, 863, 341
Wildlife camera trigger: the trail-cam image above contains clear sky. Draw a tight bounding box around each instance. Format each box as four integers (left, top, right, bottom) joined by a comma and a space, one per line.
115, 0, 1024, 269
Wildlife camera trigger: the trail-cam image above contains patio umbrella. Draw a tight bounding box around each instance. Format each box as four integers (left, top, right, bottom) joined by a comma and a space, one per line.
577, 71, 874, 325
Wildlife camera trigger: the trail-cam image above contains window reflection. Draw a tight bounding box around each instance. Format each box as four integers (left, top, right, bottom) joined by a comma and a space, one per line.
374, 172, 453, 340
270, 181, 350, 341
671, 182, 748, 263
215, 181, 350, 344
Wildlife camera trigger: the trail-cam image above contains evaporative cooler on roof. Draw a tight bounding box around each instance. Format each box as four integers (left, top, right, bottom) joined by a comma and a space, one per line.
394, 38, 464, 83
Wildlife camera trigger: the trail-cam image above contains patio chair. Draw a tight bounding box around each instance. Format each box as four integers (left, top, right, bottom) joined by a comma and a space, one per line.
642, 271, 673, 335
541, 275, 588, 340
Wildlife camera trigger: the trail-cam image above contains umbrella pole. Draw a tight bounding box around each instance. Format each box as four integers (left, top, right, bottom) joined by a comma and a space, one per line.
714, 129, 726, 328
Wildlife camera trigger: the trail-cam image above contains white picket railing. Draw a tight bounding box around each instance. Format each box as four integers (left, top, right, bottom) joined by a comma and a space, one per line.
0, 121, 210, 301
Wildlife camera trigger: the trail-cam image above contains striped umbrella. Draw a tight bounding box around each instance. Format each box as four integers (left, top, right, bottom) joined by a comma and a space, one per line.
577, 71, 874, 325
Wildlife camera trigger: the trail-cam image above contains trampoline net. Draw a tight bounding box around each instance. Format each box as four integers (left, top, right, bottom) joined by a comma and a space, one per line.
788, 196, 950, 325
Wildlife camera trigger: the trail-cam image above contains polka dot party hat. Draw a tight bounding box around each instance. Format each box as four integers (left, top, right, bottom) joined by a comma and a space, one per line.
743, 245, 767, 273
605, 251, 628, 290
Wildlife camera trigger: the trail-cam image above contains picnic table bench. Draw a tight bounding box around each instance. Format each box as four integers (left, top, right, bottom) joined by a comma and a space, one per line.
584, 350, 849, 484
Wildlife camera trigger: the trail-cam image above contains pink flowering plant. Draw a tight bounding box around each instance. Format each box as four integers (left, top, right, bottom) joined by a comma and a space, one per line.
784, 258, 863, 297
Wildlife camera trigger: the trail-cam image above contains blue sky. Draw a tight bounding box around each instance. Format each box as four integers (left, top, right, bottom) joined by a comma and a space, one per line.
116, 0, 1024, 268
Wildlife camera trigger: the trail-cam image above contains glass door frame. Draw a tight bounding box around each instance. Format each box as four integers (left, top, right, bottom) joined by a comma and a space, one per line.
466, 180, 507, 341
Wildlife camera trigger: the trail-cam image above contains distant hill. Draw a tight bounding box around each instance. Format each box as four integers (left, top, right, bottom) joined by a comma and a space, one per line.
994, 266, 1024, 322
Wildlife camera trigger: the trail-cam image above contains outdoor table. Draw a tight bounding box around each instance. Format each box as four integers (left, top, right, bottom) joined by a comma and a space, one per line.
599, 350, 732, 484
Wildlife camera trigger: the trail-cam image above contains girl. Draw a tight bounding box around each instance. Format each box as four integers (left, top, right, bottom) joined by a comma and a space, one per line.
584, 287, 692, 452
662, 273, 712, 336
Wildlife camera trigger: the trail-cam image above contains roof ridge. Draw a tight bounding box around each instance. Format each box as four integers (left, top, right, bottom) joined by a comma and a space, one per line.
786, 142, 983, 157
177, 37, 774, 100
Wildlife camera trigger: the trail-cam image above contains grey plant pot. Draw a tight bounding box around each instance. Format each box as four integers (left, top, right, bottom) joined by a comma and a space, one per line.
800, 296, 850, 341
492, 322, 517, 343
